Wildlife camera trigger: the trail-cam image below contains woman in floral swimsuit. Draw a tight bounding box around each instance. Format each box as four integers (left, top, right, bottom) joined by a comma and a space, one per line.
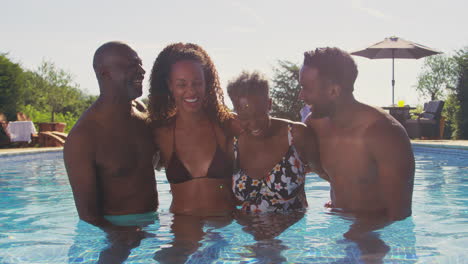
227, 71, 326, 214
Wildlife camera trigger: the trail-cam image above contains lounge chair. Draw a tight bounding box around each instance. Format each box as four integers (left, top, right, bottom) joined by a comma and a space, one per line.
37, 123, 68, 147
405, 100, 445, 139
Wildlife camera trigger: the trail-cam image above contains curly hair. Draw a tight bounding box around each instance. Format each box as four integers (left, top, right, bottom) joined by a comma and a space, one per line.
227, 71, 269, 101
148, 43, 232, 127
303, 47, 358, 93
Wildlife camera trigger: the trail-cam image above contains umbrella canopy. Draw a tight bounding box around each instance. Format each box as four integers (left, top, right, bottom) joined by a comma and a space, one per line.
351, 36, 442, 105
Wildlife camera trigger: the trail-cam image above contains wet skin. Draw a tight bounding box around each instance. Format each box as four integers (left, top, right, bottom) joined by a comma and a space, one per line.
154, 60, 235, 217
231, 94, 322, 180
299, 64, 415, 220
228, 94, 313, 260
153, 214, 233, 264
64, 44, 158, 230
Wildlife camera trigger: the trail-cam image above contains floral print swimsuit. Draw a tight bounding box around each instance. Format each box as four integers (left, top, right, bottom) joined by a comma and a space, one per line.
232, 124, 307, 213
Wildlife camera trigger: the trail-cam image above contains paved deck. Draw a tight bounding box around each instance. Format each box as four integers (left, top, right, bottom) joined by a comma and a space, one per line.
1, 140, 468, 156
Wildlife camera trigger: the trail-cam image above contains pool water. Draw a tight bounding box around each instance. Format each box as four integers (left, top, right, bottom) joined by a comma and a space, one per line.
0, 145, 467, 263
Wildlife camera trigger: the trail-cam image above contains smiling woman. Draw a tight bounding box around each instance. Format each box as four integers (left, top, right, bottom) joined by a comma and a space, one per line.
226, 71, 327, 213
147, 43, 237, 262
148, 43, 236, 216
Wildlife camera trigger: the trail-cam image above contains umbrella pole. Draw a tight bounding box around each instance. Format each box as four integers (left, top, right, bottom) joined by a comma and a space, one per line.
392, 49, 395, 106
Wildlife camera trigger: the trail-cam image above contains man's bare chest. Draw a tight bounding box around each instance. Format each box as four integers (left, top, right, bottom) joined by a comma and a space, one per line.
319, 135, 373, 177
95, 127, 154, 173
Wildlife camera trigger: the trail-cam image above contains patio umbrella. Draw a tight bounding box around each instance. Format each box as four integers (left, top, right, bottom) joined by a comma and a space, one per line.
351, 36, 442, 105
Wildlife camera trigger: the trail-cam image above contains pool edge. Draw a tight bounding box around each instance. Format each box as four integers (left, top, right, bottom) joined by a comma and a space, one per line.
1, 141, 467, 157
411, 142, 468, 150
0, 147, 63, 157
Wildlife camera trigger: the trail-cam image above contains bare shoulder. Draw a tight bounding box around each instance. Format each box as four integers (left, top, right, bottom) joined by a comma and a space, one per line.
270, 117, 294, 133
67, 109, 100, 144
223, 112, 242, 137
272, 118, 313, 143
304, 116, 330, 133
290, 120, 308, 133
152, 120, 173, 151
153, 122, 172, 139
64, 109, 101, 163
290, 120, 312, 142
362, 105, 411, 151
365, 105, 407, 136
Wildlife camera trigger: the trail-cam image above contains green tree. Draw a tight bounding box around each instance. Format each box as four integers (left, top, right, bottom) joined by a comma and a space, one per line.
416, 55, 457, 101
0, 54, 26, 121
19, 67, 97, 132
441, 93, 459, 139
1, 53, 97, 132
453, 47, 468, 139
34, 61, 81, 122
62, 90, 98, 117
270, 60, 303, 121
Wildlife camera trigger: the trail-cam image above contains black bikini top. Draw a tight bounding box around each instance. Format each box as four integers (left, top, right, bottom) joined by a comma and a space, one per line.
165, 122, 233, 184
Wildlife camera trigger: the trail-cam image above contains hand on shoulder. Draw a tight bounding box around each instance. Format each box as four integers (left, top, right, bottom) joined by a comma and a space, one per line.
225, 112, 242, 137
288, 121, 323, 173
132, 100, 147, 112
132, 100, 150, 120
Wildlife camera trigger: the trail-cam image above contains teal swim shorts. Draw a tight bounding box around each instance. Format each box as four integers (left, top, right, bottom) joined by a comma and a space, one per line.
104, 211, 158, 227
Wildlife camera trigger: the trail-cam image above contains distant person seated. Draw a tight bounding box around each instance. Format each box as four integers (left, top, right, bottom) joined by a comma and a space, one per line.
16, 112, 30, 121
0, 113, 7, 122
227, 71, 325, 213
299, 47, 415, 221
64, 41, 158, 229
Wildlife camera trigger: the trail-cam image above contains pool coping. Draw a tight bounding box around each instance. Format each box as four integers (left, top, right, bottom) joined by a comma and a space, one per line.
1, 140, 468, 157
3, 144, 466, 157
411, 140, 468, 150
0, 147, 63, 157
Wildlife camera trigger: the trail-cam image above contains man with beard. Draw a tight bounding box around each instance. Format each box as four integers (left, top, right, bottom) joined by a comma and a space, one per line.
299, 47, 414, 222
64, 42, 158, 263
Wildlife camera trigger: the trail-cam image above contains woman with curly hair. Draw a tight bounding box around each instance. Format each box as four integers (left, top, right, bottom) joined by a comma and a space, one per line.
148, 43, 236, 217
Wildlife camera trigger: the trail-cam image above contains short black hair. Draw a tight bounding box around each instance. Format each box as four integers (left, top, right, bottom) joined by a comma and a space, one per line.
227, 71, 269, 100
93, 41, 130, 71
303, 47, 358, 92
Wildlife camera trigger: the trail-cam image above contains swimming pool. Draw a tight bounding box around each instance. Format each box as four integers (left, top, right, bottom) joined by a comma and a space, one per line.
0, 145, 467, 263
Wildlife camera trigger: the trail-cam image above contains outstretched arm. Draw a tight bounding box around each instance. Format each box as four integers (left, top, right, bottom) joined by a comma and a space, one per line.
366, 120, 415, 221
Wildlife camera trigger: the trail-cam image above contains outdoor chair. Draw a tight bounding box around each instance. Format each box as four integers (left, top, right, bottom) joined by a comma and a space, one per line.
405, 100, 445, 139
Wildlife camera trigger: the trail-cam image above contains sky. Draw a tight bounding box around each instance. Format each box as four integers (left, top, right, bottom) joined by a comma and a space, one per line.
2, 0, 467, 109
